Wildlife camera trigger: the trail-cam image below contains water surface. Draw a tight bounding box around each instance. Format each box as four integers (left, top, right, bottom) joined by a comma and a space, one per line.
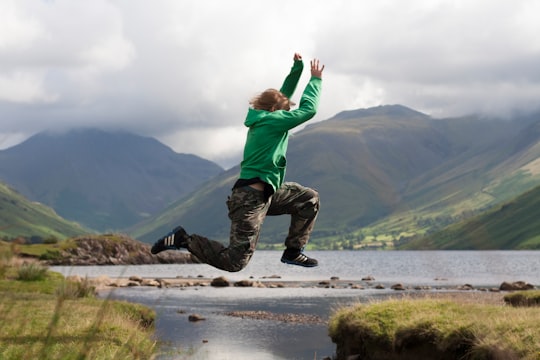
52, 250, 539, 359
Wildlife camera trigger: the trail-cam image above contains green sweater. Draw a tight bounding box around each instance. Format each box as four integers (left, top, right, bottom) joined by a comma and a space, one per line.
239, 60, 323, 192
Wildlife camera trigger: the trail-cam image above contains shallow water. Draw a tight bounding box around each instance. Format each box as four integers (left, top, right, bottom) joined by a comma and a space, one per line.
52, 250, 539, 359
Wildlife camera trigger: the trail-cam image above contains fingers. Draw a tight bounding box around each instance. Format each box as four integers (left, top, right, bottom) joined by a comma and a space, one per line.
310, 59, 325, 77
310, 59, 324, 70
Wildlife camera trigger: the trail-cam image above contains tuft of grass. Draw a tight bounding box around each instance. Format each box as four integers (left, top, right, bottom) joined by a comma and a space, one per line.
329, 296, 540, 360
504, 290, 540, 307
56, 277, 97, 299
0, 243, 13, 279
16, 262, 48, 281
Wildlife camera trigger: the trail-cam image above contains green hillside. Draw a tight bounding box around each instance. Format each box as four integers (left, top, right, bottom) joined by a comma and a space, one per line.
401, 185, 540, 249
130, 106, 540, 249
0, 182, 88, 241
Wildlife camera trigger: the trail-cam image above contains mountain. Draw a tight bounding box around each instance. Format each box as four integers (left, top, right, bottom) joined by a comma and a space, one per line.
0, 181, 87, 240
401, 184, 540, 249
0, 129, 223, 231
131, 105, 540, 249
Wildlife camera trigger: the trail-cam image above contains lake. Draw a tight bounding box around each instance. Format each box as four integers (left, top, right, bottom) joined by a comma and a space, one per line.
51, 250, 539, 360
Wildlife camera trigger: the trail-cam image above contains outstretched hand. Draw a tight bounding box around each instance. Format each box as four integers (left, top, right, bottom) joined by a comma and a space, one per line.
310, 59, 325, 79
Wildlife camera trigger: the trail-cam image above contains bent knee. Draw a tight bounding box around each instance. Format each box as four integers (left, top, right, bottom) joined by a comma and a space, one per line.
299, 191, 319, 218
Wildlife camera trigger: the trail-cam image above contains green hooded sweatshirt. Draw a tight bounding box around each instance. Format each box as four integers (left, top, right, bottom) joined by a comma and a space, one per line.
239, 60, 322, 192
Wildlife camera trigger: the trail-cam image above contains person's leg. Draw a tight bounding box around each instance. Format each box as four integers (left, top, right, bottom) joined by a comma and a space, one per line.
267, 182, 319, 266
187, 186, 270, 272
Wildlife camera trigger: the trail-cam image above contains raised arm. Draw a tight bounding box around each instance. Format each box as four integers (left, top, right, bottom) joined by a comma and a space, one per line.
279, 53, 304, 99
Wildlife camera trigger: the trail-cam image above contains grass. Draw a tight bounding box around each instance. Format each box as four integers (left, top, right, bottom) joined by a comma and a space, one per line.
328, 296, 540, 360
402, 184, 540, 250
16, 262, 49, 281
504, 290, 540, 307
5, 239, 78, 259
0, 250, 157, 360
0, 182, 87, 241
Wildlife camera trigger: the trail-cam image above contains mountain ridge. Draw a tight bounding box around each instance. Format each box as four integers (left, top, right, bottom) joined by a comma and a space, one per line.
131, 106, 540, 248
0, 128, 223, 231
2, 105, 540, 250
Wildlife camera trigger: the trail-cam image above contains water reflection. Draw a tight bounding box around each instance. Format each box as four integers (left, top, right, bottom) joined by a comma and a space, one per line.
54, 251, 539, 359
104, 286, 377, 360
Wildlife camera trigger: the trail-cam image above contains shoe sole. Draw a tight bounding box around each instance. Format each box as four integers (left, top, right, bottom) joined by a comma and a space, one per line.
280, 258, 318, 267
150, 245, 178, 255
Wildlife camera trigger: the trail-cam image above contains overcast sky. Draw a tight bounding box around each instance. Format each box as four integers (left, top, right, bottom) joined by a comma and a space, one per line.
1, 0, 540, 168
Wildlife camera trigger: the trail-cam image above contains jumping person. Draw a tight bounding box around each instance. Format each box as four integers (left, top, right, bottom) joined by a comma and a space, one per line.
151, 53, 324, 272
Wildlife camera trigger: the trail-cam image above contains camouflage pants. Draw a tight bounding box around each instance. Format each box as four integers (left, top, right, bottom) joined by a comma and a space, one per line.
187, 182, 319, 272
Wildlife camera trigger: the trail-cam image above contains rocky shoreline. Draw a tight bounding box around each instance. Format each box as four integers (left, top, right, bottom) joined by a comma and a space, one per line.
78, 272, 535, 294
70, 274, 536, 322
49, 235, 537, 324
42, 234, 194, 265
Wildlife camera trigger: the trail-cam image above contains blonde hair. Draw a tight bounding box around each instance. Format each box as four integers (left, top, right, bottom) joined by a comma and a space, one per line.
250, 89, 295, 112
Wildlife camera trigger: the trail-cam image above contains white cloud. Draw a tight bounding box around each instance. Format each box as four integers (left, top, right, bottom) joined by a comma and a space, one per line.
0, 70, 58, 103
159, 125, 247, 169
0, 0, 42, 50
1, 0, 540, 166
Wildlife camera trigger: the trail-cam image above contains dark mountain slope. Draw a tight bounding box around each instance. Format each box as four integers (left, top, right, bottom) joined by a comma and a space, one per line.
132, 106, 540, 249
0, 129, 223, 231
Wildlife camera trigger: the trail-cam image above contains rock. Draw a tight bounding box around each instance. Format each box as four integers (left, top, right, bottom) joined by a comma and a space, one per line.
351, 284, 364, 289
188, 314, 206, 322
261, 274, 282, 279
41, 234, 194, 266
234, 280, 254, 287
319, 280, 330, 286
500, 281, 535, 291
391, 283, 405, 291
155, 278, 170, 288
211, 276, 230, 287
457, 284, 474, 291
362, 276, 375, 281
141, 279, 160, 287
129, 275, 143, 282
66, 275, 83, 283
90, 275, 112, 287
330, 276, 340, 280
375, 284, 385, 289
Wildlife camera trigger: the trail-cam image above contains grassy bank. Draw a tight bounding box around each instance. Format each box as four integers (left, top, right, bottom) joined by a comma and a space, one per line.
0, 245, 156, 360
329, 295, 540, 360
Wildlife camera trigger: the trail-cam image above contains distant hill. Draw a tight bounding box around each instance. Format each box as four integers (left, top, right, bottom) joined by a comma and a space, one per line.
401, 184, 540, 249
0, 129, 223, 231
0, 181, 87, 240
131, 105, 540, 249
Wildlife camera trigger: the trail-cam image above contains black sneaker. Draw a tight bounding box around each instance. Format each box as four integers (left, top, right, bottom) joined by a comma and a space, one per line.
150, 226, 189, 254
280, 249, 318, 267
